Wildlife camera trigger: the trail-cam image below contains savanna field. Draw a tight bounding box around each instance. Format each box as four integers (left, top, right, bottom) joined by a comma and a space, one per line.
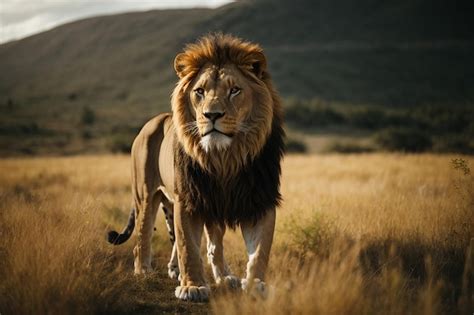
0, 153, 473, 314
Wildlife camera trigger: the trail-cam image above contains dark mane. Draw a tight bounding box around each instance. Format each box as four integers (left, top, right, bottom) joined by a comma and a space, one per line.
174, 117, 285, 228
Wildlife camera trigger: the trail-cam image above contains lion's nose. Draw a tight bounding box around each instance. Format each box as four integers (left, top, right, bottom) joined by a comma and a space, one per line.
203, 111, 225, 123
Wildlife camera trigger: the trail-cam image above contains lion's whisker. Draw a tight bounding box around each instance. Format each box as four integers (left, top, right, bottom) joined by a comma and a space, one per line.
183, 121, 199, 135
183, 121, 197, 129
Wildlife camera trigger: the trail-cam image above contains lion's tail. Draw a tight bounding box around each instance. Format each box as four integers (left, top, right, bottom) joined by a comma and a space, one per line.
107, 208, 135, 245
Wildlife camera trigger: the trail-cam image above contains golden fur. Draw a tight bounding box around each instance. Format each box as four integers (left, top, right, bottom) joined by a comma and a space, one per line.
109, 33, 284, 302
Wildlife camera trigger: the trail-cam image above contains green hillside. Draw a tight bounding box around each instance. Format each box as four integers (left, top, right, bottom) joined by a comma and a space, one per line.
1, 0, 473, 155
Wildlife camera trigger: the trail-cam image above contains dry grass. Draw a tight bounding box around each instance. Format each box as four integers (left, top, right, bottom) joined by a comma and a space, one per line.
0, 154, 473, 314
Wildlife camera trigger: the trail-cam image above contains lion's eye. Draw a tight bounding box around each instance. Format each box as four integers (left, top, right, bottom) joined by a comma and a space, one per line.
229, 87, 241, 98
194, 88, 205, 97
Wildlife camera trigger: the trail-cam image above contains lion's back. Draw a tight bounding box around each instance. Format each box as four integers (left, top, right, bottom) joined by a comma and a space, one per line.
131, 113, 175, 200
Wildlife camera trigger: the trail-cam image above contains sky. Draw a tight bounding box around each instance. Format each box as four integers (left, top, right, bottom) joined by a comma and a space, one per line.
0, 0, 233, 44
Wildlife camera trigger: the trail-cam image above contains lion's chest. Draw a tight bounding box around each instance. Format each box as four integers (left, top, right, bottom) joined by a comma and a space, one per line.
175, 130, 284, 227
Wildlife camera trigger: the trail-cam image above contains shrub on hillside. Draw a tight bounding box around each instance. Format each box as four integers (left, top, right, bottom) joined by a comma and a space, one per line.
325, 141, 374, 154
81, 106, 96, 125
285, 99, 344, 127
433, 135, 474, 154
344, 108, 387, 130
411, 105, 473, 133
286, 138, 308, 153
375, 128, 432, 152
109, 134, 133, 153
81, 130, 93, 140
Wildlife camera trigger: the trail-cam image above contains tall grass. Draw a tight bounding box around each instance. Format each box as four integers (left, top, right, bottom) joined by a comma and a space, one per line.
0, 154, 472, 314
0, 193, 134, 314
0, 157, 136, 314
211, 154, 474, 314
0, 156, 206, 314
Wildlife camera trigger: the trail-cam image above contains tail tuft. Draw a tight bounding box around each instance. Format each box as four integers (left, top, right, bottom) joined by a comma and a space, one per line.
107, 208, 136, 245
107, 230, 121, 245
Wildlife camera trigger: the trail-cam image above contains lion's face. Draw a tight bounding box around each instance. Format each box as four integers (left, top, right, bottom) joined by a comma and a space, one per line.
189, 64, 255, 152
171, 34, 281, 176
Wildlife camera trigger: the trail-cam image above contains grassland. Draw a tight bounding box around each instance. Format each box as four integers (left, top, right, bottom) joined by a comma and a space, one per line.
0, 153, 473, 314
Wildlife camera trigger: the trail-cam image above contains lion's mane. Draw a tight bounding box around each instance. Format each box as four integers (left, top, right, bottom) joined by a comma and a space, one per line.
172, 33, 285, 227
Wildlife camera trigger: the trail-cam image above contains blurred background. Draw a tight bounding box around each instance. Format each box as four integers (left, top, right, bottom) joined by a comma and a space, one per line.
1, 0, 473, 156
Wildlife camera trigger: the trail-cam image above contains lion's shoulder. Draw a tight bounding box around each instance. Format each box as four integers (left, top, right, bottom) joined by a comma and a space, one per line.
139, 113, 172, 138
131, 112, 173, 168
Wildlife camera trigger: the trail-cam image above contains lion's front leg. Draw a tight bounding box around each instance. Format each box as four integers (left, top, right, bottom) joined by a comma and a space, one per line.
174, 199, 209, 302
240, 208, 276, 298
205, 223, 240, 289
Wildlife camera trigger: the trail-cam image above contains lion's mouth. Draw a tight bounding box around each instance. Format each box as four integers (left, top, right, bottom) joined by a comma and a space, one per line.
202, 129, 234, 138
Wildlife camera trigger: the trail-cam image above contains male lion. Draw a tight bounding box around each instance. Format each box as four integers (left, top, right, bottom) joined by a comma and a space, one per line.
108, 33, 285, 302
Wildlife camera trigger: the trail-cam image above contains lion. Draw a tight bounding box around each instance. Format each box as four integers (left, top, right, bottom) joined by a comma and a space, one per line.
108, 33, 285, 302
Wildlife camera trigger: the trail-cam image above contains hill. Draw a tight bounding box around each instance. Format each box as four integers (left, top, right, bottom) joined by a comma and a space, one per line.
0, 0, 473, 155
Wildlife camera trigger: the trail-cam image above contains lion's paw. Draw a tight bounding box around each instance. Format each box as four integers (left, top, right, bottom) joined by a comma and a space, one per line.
241, 278, 270, 299
134, 265, 153, 275
175, 285, 210, 302
167, 263, 180, 280
217, 275, 241, 289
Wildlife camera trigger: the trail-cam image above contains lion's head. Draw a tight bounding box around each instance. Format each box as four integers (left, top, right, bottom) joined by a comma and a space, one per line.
172, 33, 283, 177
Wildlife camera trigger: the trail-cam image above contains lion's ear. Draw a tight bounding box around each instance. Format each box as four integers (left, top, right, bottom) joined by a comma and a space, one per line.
174, 53, 187, 78
248, 51, 267, 79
